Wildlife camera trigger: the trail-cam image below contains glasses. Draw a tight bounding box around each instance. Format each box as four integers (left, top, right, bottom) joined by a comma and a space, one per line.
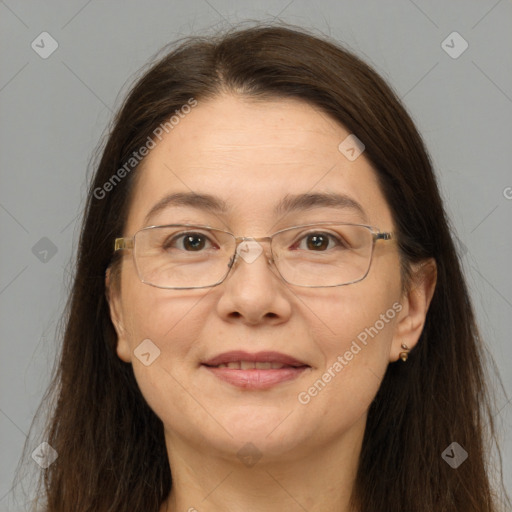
113, 222, 393, 289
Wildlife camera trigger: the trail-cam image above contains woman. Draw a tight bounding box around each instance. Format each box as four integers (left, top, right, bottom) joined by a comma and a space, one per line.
26, 24, 509, 511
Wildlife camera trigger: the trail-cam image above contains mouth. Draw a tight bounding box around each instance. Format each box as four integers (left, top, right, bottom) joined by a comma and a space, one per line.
201, 350, 310, 390
209, 361, 302, 369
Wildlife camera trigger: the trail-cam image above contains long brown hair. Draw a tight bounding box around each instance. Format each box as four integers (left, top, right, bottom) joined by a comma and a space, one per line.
19, 23, 509, 511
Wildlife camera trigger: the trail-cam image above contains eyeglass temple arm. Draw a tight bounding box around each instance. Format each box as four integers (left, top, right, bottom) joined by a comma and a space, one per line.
114, 238, 134, 251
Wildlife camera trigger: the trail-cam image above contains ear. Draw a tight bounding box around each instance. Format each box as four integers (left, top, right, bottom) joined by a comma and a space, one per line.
391, 258, 437, 362
105, 266, 132, 363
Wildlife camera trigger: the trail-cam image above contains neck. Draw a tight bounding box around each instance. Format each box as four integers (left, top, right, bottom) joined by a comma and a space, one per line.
159, 415, 365, 512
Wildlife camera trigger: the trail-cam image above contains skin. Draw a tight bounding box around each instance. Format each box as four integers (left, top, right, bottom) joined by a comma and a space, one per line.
106, 94, 436, 512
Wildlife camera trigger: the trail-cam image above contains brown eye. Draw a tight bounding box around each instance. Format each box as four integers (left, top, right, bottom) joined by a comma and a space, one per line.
164, 232, 212, 251
294, 232, 342, 252
182, 234, 206, 251
306, 234, 330, 251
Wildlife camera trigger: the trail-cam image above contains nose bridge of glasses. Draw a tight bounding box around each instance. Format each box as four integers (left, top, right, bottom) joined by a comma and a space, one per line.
232, 235, 274, 266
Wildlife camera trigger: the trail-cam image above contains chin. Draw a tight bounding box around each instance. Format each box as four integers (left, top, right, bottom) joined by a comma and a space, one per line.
212, 407, 312, 453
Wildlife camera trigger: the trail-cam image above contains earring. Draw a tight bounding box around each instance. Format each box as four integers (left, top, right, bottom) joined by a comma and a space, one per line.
399, 343, 410, 362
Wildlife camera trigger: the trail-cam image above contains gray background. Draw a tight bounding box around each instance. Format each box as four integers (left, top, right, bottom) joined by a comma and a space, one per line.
1, 0, 511, 509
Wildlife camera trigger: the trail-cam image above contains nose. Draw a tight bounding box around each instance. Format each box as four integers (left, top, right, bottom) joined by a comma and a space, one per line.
215, 238, 292, 325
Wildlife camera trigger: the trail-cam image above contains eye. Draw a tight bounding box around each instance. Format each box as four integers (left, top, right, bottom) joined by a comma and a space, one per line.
294, 232, 343, 251
164, 232, 215, 251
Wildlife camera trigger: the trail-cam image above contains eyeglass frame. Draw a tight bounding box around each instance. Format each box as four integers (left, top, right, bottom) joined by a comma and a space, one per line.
113, 222, 394, 289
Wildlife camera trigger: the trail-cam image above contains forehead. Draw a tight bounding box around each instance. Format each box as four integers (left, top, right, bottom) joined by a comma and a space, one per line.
124, 94, 393, 233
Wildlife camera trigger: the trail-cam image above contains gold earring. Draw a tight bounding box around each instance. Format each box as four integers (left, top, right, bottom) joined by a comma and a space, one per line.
399, 343, 409, 362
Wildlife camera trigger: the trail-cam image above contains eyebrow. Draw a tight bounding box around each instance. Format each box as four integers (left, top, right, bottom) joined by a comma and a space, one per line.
143, 191, 366, 225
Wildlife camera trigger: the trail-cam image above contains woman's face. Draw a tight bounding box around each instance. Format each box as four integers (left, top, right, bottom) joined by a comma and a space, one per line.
107, 94, 409, 463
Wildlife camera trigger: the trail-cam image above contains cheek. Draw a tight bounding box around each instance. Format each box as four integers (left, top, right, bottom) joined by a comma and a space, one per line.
120, 285, 214, 425
294, 282, 400, 428
121, 269, 208, 346
119, 275, 211, 378
303, 278, 399, 356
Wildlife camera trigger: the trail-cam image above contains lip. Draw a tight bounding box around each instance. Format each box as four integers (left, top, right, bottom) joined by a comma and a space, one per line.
202, 350, 308, 367
201, 350, 310, 390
